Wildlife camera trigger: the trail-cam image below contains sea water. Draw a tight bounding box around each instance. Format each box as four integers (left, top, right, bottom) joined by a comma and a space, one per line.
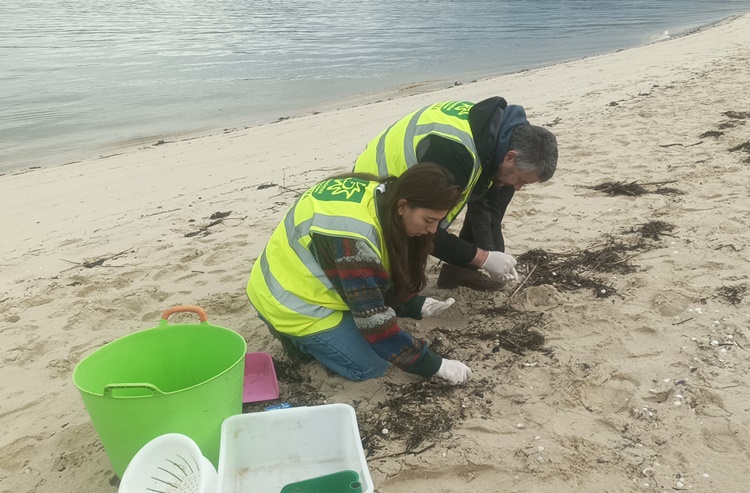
0, 0, 748, 172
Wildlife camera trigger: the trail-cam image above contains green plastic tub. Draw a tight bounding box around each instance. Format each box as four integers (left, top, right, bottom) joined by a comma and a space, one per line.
72, 305, 246, 478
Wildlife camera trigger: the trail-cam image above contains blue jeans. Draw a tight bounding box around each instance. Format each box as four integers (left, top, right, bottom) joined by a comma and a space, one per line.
259, 312, 389, 381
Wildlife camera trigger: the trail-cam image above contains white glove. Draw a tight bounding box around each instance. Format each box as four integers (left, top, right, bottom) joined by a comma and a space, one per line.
481, 251, 519, 282
434, 358, 472, 385
421, 297, 455, 317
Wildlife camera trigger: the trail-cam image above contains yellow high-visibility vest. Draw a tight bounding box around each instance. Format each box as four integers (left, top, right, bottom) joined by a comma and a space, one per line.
354, 101, 481, 228
247, 178, 389, 337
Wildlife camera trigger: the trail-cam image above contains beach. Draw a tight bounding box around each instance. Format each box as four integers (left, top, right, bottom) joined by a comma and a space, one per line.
2, 12, 750, 492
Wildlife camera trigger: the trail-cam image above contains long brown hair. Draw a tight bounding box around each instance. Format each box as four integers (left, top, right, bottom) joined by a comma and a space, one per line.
380, 163, 461, 303
324, 163, 461, 303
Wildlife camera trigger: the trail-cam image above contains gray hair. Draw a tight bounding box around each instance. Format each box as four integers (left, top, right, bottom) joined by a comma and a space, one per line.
509, 125, 558, 182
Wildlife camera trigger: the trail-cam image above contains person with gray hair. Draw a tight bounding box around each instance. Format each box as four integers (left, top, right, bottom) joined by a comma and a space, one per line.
354, 96, 558, 291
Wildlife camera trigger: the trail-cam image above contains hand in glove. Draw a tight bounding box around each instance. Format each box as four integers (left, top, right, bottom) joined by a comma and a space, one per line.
481, 251, 519, 282
434, 358, 472, 385
421, 297, 455, 317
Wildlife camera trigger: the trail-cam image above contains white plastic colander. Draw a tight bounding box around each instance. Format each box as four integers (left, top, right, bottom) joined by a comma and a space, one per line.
118, 433, 217, 493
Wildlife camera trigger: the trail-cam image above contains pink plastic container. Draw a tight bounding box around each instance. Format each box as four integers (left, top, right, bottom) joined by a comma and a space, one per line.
243, 352, 279, 403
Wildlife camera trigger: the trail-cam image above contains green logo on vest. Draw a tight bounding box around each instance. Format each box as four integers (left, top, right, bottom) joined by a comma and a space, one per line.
312, 177, 369, 202
437, 101, 473, 120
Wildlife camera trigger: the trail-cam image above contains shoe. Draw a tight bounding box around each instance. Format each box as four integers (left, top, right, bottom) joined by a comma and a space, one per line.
437, 263, 504, 291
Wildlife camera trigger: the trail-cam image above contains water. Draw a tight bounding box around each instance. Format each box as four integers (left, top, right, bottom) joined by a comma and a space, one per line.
1, 0, 748, 172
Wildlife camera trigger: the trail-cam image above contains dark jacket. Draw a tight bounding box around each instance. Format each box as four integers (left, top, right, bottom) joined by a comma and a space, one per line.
419, 96, 529, 265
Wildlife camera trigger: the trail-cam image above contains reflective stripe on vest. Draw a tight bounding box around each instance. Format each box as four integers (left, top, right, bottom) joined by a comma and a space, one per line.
355, 101, 482, 228
247, 179, 387, 337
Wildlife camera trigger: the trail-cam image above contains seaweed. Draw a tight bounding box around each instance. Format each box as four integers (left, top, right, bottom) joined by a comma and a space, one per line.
723, 111, 750, 120
589, 180, 682, 197
717, 284, 746, 306
515, 246, 633, 298
631, 220, 676, 241
359, 380, 458, 454
591, 181, 648, 196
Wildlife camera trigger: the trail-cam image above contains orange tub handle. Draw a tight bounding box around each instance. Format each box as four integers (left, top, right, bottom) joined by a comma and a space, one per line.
161, 305, 208, 322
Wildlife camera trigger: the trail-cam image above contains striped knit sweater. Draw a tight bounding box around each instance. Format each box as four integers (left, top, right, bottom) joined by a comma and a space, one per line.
309, 233, 442, 378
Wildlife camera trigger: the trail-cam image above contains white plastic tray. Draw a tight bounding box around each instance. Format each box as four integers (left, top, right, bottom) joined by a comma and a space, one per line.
217, 403, 373, 493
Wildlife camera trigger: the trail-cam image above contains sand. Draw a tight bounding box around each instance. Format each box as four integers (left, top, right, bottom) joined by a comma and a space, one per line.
2, 13, 750, 493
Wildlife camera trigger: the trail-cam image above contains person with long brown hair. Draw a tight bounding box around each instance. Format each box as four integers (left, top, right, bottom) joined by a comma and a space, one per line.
247, 163, 472, 384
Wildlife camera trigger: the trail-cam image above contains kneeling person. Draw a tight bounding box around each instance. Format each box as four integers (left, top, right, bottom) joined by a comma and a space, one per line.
247, 163, 472, 385
354, 97, 558, 290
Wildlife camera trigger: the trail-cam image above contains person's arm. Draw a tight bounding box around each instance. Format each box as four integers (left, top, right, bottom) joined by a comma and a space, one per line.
421, 136, 516, 276
380, 287, 431, 320
432, 227, 482, 266
309, 234, 442, 377
386, 288, 455, 319
417, 135, 493, 267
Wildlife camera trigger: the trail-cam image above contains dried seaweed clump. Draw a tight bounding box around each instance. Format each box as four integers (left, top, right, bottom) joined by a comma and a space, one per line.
632, 220, 676, 241
717, 284, 746, 306
723, 111, 750, 120
494, 325, 547, 355
653, 186, 685, 195
591, 181, 648, 196
452, 307, 547, 355
359, 381, 458, 455
729, 141, 750, 163
699, 130, 724, 138
589, 180, 683, 196
516, 246, 636, 298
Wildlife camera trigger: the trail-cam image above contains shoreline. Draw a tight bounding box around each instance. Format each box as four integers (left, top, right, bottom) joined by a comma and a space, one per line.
2, 12, 745, 176
1, 12, 750, 493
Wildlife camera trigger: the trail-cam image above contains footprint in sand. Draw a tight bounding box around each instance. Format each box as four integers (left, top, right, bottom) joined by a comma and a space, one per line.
701, 423, 744, 453
651, 288, 692, 317
202, 250, 234, 267
690, 387, 731, 418
47, 356, 78, 378
574, 149, 596, 158
151, 263, 190, 281
119, 288, 173, 315
0, 432, 54, 472
74, 283, 99, 298
27, 296, 53, 307
621, 326, 664, 358
198, 292, 251, 315
140, 309, 163, 323
202, 240, 250, 267
576, 378, 638, 415
514, 284, 563, 312
50, 421, 106, 472
4, 333, 47, 366
179, 249, 204, 263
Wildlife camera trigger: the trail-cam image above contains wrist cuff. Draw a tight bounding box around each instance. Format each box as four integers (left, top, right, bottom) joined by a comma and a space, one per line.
408, 349, 442, 378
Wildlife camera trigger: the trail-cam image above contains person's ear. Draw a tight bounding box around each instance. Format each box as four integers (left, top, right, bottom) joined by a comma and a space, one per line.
504, 150, 517, 165
397, 199, 408, 216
